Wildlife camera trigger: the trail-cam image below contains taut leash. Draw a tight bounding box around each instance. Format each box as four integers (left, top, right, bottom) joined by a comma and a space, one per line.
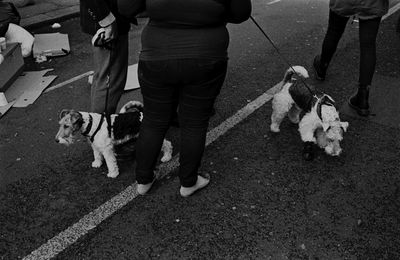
249, 15, 314, 95
92, 27, 113, 138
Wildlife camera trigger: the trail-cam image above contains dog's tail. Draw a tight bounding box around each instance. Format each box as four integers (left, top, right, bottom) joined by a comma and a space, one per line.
119, 101, 144, 114
283, 66, 309, 83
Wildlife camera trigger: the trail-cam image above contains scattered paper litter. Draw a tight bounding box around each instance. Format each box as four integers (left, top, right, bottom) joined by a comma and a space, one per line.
124, 64, 140, 91
88, 64, 140, 91
51, 23, 61, 29
33, 33, 70, 58
88, 74, 93, 85
35, 55, 47, 63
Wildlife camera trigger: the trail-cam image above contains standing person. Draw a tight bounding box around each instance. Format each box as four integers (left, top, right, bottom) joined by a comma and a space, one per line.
313, 0, 389, 116
79, 0, 135, 114
135, 0, 252, 197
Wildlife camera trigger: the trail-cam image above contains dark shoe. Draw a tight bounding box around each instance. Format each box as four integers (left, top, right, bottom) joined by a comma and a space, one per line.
302, 141, 314, 161
313, 55, 327, 81
348, 86, 370, 117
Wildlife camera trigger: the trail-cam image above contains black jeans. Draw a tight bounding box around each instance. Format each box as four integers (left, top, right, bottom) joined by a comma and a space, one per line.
320, 10, 381, 86
135, 58, 227, 187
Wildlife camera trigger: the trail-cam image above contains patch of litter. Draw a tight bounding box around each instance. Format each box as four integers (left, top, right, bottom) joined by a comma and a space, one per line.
52, 23, 61, 29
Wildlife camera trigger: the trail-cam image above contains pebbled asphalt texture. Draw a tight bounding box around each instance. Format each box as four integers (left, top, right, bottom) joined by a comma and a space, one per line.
1, 1, 400, 259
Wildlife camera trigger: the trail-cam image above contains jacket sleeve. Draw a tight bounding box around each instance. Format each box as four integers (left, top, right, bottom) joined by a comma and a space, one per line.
226, 0, 252, 24
82, 0, 112, 24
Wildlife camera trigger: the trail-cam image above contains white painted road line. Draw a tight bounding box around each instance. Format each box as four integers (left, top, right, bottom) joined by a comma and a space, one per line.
267, 0, 282, 5
22, 81, 282, 260
23, 2, 400, 259
383, 2, 400, 20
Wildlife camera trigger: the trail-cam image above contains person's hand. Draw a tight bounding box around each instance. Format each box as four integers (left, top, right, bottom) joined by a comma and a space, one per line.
102, 21, 117, 42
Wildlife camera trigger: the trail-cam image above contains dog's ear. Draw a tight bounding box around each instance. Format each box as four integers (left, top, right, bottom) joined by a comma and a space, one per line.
340, 121, 349, 132
321, 94, 335, 106
322, 122, 330, 132
69, 111, 84, 129
59, 109, 70, 119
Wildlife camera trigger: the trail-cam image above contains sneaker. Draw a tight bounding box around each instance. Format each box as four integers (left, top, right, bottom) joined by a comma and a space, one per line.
180, 175, 210, 197
313, 55, 327, 81
137, 178, 155, 195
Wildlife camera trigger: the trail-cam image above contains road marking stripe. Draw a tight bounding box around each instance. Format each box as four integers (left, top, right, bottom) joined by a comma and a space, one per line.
23, 82, 282, 260
383, 2, 400, 20
267, 0, 281, 5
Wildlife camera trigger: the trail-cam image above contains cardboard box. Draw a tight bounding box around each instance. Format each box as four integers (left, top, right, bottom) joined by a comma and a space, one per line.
33, 33, 70, 58
0, 43, 24, 92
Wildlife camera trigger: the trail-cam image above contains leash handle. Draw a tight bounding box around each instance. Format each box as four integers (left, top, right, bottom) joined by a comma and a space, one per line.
249, 15, 313, 94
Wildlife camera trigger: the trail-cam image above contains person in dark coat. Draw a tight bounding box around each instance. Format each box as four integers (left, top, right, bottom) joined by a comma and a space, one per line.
313, 0, 389, 117
79, 0, 135, 114
134, 0, 252, 197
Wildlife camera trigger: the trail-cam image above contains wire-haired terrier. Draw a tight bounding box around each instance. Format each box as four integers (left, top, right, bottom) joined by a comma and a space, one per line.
270, 66, 349, 160
55, 101, 173, 178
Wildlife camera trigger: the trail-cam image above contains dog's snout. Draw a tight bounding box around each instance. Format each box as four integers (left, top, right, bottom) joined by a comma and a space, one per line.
55, 138, 59, 143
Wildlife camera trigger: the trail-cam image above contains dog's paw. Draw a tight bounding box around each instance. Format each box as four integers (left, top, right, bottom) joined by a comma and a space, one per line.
92, 160, 102, 168
289, 117, 300, 124
270, 124, 280, 133
302, 142, 314, 161
107, 171, 119, 178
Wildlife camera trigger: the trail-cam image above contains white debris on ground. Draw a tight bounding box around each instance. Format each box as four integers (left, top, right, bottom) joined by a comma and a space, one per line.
51, 23, 61, 29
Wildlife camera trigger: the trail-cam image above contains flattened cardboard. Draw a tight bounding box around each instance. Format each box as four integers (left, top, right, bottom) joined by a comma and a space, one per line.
124, 63, 140, 91
0, 43, 24, 92
33, 33, 70, 58
0, 100, 16, 118
5, 69, 57, 108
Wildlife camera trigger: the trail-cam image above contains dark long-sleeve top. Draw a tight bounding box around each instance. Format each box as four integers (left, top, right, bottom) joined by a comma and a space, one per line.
80, 0, 131, 35
140, 0, 252, 61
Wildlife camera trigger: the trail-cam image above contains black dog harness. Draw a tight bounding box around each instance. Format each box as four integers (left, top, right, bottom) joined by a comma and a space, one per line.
81, 114, 93, 137
80, 113, 111, 142
288, 79, 335, 120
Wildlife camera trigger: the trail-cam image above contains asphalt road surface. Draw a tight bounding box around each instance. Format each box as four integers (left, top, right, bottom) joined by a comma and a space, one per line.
1, 0, 400, 259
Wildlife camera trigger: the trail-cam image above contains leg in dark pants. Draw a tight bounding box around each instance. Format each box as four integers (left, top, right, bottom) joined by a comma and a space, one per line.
358, 17, 381, 86
91, 34, 128, 114
178, 59, 227, 187
320, 10, 349, 66
135, 59, 227, 190
349, 17, 381, 116
135, 60, 178, 185
313, 10, 348, 80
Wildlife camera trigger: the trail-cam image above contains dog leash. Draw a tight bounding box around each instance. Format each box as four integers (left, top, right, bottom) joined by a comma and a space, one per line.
95, 28, 113, 139
249, 15, 314, 95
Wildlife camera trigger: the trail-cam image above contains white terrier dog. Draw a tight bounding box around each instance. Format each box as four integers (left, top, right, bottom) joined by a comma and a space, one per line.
270, 66, 349, 160
55, 101, 173, 178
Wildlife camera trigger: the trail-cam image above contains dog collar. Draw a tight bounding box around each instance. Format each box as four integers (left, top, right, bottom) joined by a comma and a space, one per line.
81, 114, 93, 137
316, 95, 335, 120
